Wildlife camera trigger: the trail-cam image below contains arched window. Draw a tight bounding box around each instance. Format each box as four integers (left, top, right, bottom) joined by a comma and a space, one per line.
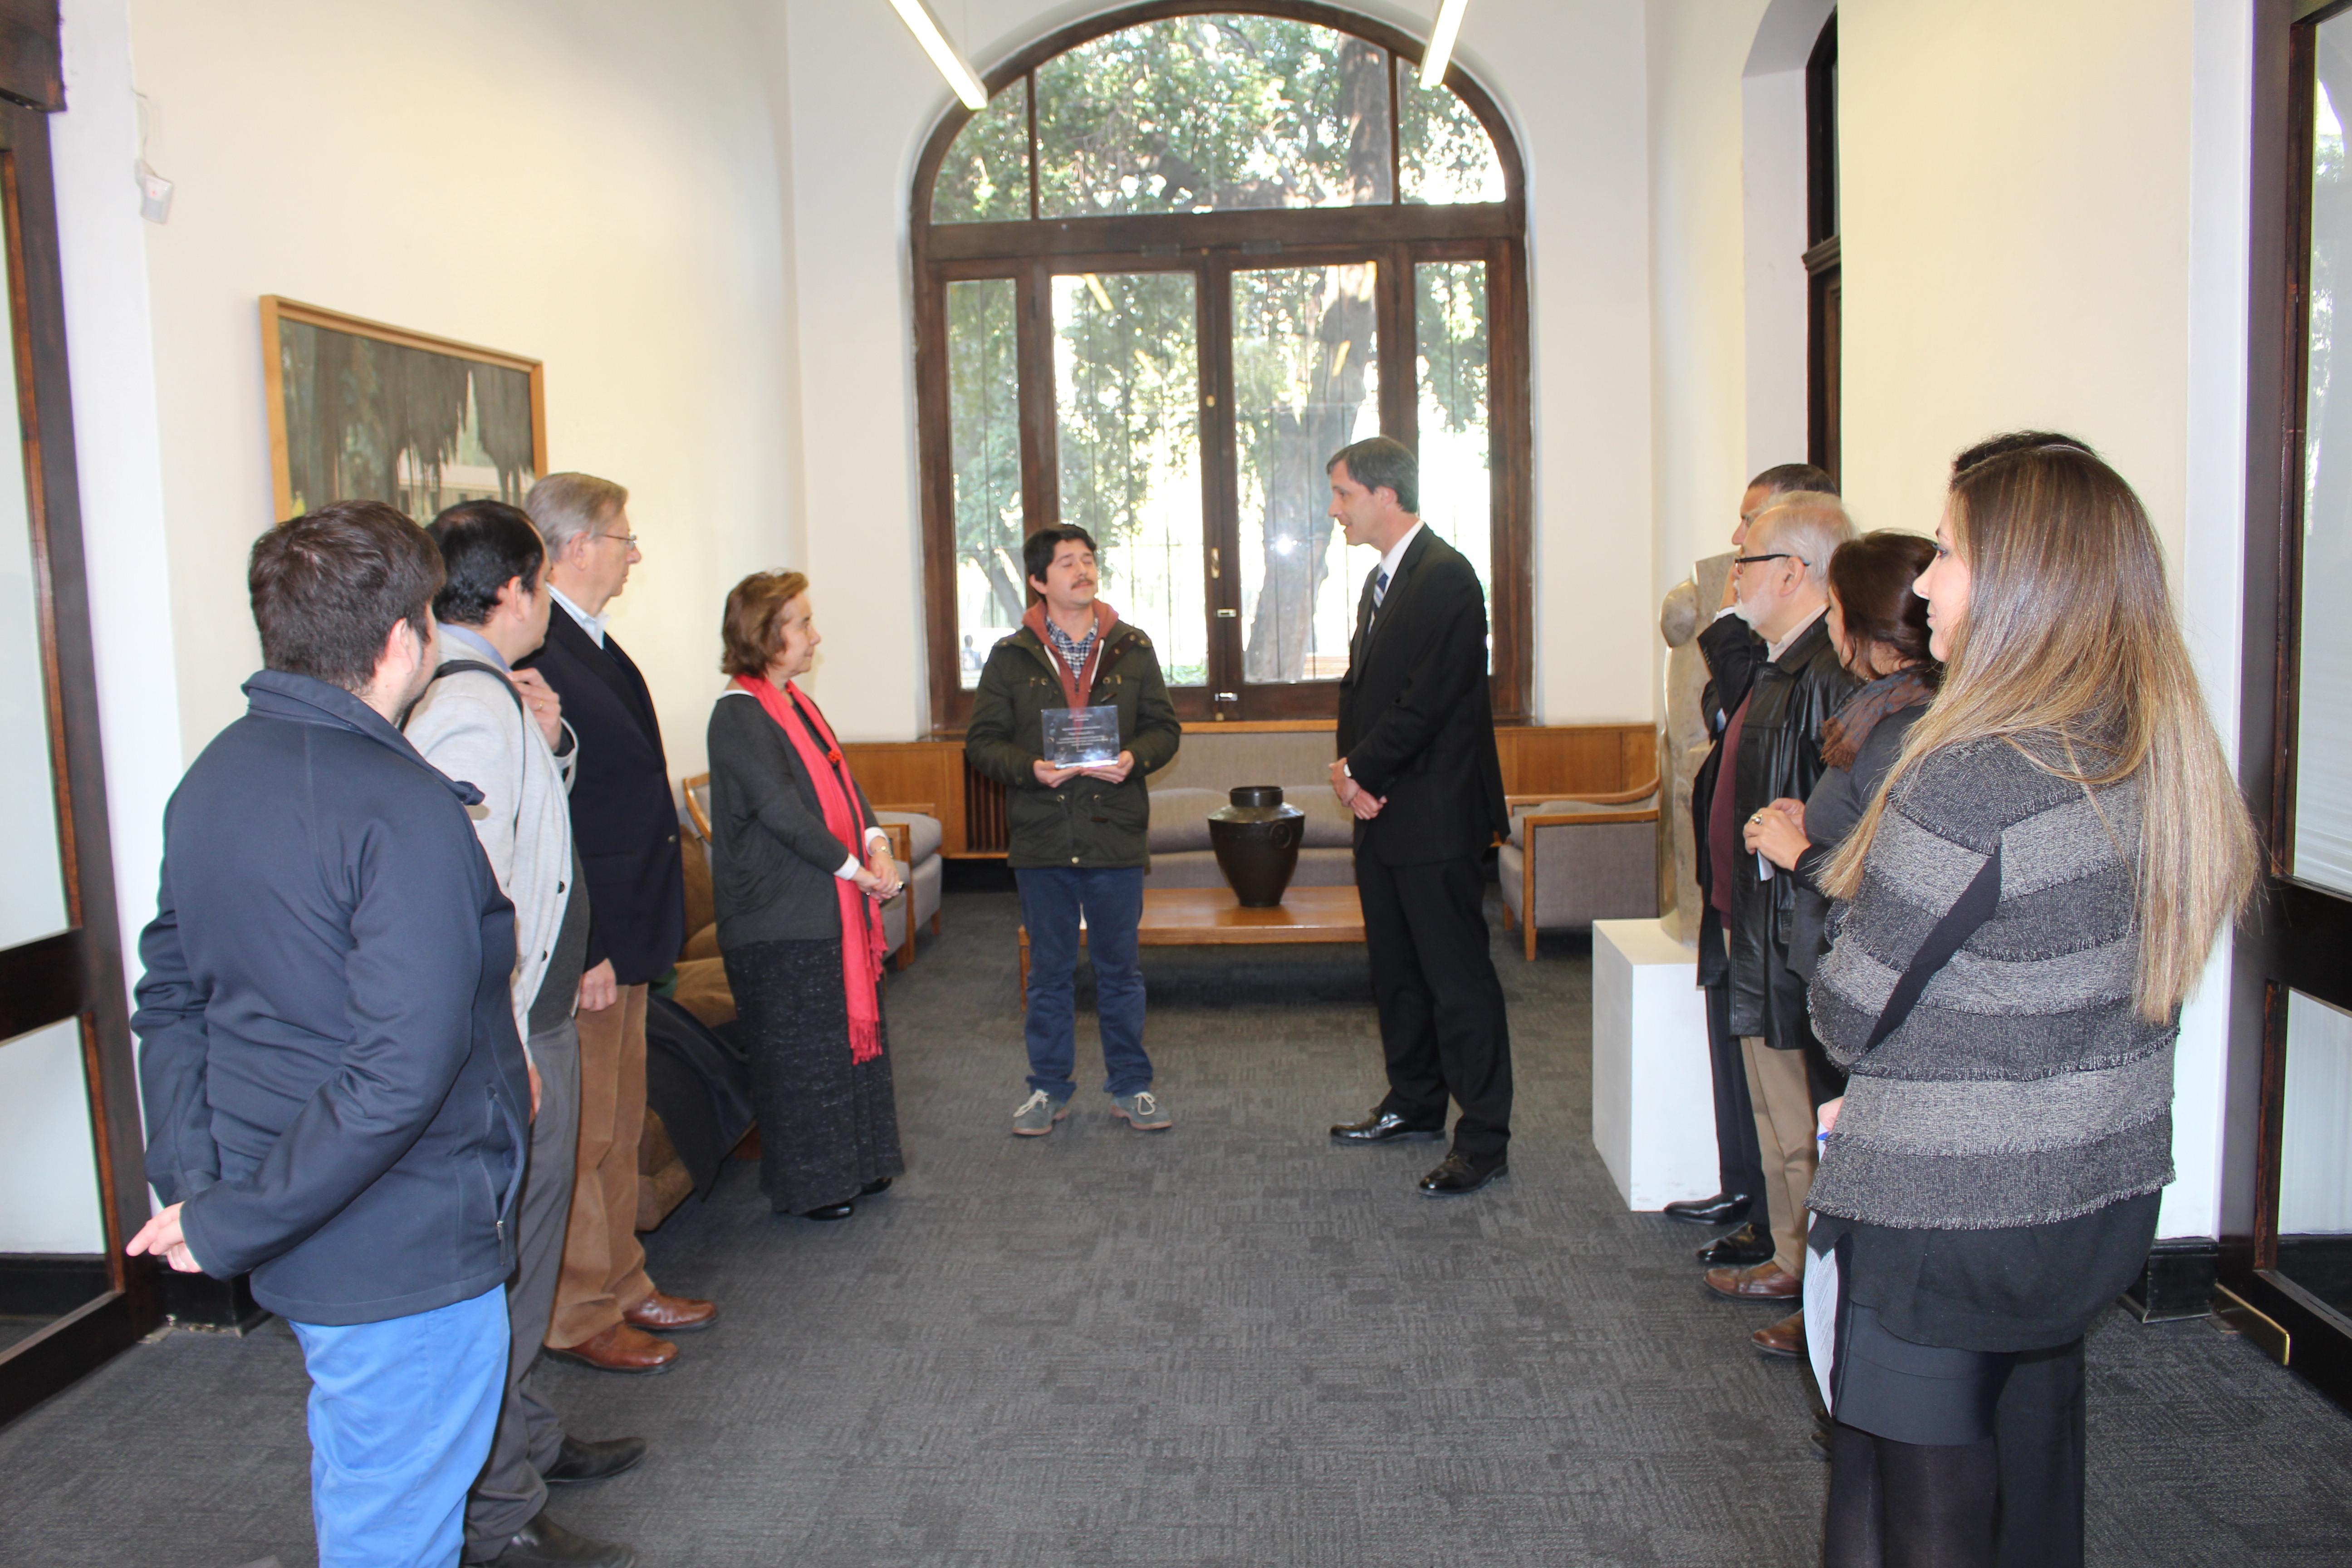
913, 3, 1530, 728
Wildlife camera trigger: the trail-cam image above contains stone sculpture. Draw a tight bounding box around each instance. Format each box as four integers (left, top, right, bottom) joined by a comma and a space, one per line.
1658, 552, 1736, 946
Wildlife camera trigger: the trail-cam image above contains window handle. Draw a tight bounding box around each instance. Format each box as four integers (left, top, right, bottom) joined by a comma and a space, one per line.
1216, 608, 1237, 619
1209, 547, 1220, 579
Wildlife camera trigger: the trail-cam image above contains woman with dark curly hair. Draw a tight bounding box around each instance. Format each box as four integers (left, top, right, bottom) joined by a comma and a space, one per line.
1804, 441, 2255, 1566
705, 571, 905, 1221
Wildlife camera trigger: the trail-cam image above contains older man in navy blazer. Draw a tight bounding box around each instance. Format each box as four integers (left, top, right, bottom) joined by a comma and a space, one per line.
518, 473, 715, 1375
132, 502, 530, 1568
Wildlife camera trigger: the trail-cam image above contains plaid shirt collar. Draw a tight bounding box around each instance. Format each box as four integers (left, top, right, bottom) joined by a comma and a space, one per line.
1043, 615, 1099, 680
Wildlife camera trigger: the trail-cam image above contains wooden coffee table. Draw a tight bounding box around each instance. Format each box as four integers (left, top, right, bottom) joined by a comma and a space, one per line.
1017, 885, 1366, 999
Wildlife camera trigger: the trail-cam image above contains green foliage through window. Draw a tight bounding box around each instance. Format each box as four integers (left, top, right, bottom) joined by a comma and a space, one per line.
931, 14, 1502, 224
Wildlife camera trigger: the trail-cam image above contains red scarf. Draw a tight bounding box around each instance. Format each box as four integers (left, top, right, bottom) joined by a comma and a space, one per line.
1021, 598, 1119, 710
733, 674, 887, 1063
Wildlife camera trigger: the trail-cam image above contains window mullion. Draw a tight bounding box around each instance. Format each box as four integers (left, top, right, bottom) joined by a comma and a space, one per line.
1017, 260, 1058, 536
1200, 255, 1241, 716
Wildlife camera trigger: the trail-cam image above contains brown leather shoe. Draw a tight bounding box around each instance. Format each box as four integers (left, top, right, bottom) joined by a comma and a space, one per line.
1752, 1310, 1805, 1357
544, 1322, 676, 1374
623, 1289, 716, 1333
1705, 1260, 1799, 1301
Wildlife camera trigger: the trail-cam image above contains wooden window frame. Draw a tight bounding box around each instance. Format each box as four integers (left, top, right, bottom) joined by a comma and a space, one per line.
0, 62, 161, 1422
1803, 11, 1841, 485
2218, 0, 2352, 1416
911, 0, 1533, 735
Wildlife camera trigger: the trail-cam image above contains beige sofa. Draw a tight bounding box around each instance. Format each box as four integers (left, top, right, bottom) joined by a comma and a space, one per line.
1143, 726, 1355, 888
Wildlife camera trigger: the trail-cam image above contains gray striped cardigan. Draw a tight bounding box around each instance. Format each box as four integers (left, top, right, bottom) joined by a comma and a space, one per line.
1806, 737, 2175, 1230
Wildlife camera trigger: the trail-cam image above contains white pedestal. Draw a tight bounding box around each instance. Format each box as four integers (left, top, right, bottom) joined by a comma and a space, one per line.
1592, 916, 1720, 1210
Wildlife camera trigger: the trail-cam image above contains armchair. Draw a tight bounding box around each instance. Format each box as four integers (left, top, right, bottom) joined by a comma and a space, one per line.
1496, 785, 1660, 959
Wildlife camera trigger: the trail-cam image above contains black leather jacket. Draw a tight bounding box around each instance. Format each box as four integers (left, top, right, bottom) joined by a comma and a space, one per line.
1720, 614, 1855, 1047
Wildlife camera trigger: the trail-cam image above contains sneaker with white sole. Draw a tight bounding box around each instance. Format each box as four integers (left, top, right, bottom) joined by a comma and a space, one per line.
1110, 1090, 1171, 1130
1012, 1089, 1071, 1137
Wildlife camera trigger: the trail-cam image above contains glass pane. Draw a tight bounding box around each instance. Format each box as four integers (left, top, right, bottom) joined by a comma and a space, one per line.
0, 1019, 108, 1353
2278, 990, 2352, 1321
1053, 271, 1205, 685
931, 78, 1030, 225
0, 201, 66, 951
1232, 265, 1379, 684
1036, 18, 1392, 218
1397, 59, 1505, 205
948, 279, 1024, 689
1416, 260, 1493, 671
2297, 28, 2352, 897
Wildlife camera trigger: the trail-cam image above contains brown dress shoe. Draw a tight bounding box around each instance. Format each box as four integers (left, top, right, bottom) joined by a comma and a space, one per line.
1704, 1260, 1800, 1301
544, 1322, 676, 1374
1752, 1310, 1805, 1357
623, 1289, 717, 1334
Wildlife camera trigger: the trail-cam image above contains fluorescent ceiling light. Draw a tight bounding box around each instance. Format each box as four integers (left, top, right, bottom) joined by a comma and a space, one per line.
1419, 0, 1469, 89
888, 0, 988, 111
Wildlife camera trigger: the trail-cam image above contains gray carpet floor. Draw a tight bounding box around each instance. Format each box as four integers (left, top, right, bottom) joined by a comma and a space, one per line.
4, 885, 2349, 1568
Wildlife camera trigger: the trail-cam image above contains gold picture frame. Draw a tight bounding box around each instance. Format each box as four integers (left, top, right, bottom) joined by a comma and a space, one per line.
260, 296, 548, 524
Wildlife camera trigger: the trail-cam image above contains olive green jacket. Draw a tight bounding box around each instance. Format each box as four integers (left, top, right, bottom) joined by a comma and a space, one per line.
963, 620, 1181, 870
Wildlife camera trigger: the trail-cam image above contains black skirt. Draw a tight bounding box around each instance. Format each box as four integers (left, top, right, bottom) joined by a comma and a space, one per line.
721, 937, 905, 1213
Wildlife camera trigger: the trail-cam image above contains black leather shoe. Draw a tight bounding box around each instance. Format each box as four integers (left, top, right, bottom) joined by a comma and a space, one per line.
800, 1201, 854, 1221
1419, 1151, 1507, 1197
541, 1434, 647, 1485
858, 1177, 893, 1196
1697, 1221, 1774, 1267
1663, 1191, 1752, 1226
476, 1509, 636, 1567
1330, 1109, 1447, 1145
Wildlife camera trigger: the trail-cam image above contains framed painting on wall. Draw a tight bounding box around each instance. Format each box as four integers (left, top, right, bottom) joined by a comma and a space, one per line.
260, 296, 547, 524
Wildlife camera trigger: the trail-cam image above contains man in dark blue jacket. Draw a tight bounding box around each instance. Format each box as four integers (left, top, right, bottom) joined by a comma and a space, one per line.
129, 501, 532, 1568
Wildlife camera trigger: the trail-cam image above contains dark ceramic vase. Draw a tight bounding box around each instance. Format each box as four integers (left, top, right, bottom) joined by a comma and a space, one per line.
1207, 784, 1306, 907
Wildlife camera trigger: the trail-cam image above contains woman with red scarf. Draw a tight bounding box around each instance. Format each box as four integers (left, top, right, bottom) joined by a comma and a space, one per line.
705, 571, 905, 1220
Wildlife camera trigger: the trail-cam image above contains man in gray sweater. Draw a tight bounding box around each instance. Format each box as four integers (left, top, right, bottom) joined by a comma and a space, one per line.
407, 501, 644, 1568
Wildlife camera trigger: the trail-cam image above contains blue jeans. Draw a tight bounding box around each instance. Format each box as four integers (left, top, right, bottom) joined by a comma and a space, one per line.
288, 1286, 507, 1568
1019, 866, 1151, 1098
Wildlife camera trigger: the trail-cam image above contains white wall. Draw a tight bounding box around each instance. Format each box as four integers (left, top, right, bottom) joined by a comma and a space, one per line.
775, 0, 1658, 735
1834, 0, 2251, 1239
1739, 65, 1808, 481
1643, 0, 1772, 627
82, 0, 802, 784
1840, 0, 2198, 551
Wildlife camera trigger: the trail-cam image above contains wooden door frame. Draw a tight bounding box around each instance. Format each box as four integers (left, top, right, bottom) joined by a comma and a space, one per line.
0, 87, 162, 1422
2220, 0, 2352, 1415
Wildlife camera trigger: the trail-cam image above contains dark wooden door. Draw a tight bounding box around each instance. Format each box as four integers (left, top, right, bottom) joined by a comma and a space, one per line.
2227, 0, 2352, 1414
0, 89, 161, 1426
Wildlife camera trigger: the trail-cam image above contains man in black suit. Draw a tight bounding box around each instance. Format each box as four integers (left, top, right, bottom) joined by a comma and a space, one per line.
519, 473, 716, 1377
1323, 437, 1514, 1197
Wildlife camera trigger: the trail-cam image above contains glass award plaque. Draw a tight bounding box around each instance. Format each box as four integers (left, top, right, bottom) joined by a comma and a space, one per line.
1042, 705, 1121, 768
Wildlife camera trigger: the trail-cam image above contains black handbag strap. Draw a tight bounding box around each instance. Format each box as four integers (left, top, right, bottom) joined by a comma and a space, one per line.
426, 659, 527, 835
1861, 842, 2001, 1056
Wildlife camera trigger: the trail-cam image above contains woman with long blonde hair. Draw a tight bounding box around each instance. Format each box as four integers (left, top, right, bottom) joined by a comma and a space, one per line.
1804, 440, 2255, 1568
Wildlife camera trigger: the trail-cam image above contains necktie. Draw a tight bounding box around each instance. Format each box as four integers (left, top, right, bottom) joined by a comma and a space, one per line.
1374, 569, 1390, 608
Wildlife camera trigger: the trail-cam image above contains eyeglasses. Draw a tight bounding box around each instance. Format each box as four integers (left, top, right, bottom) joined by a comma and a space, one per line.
598, 531, 641, 550
1732, 552, 1804, 568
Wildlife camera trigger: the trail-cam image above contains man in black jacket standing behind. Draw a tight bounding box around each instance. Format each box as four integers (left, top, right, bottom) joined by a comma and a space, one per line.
519, 473, 716, 1375
131, 503, 531, 1568
1323, 437, 1514, 1196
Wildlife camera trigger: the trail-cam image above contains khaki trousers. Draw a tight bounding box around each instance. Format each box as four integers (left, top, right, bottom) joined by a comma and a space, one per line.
546, 983, 655, 1348
1741, 1034, 1818, 1278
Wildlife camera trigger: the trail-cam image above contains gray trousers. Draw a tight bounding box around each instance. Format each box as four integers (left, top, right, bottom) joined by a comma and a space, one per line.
465, 1017, 582, 1556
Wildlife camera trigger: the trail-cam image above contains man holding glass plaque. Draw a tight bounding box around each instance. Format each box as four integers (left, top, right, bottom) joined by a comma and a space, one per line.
966, 524, 1182, 1138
